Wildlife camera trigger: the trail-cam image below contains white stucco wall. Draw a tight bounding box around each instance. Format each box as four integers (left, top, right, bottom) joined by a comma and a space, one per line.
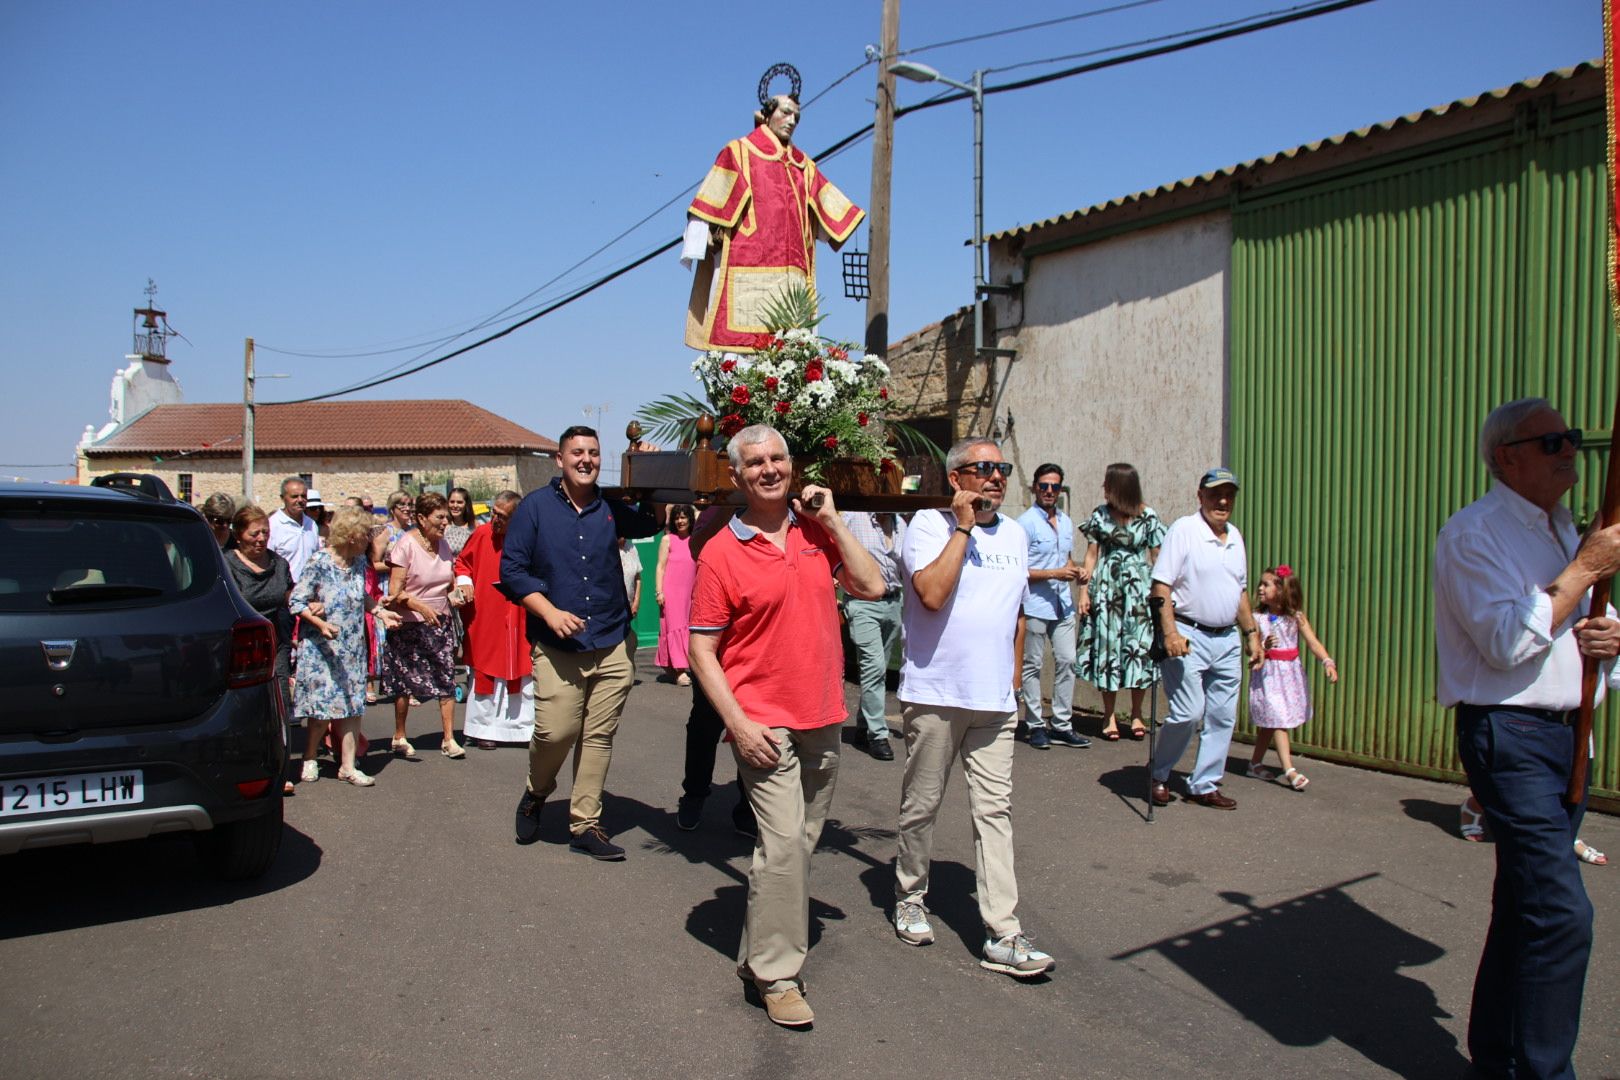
996, 211, 1232, 528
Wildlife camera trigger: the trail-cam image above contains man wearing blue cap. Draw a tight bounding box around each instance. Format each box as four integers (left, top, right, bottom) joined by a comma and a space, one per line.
1148, 468, 1264, 809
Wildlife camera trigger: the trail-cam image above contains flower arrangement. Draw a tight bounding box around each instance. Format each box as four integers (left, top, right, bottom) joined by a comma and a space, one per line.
687, 328, 893, 481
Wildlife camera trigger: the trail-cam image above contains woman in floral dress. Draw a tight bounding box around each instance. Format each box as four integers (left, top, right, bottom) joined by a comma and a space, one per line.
1074, 463, 1166, 740
291, 507, 400, 786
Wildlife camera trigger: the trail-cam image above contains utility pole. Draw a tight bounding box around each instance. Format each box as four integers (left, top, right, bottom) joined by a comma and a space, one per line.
864, 0, 900, 359
242, 337, 255, 503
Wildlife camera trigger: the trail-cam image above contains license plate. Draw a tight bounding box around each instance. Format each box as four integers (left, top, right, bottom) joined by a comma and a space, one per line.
0, 770, 144, 817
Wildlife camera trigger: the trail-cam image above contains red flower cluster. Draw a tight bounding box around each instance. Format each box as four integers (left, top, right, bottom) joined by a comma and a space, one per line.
805, 361, 824, 383
878, 387, 889, 400
731, 385, 751, 405
753, 333, 780, 350
720, 358, 737, 373
828, 346, 848, 361
774, 401, 791, 415
857, 412, 869, 427
719, 413, 745, 436
764, 376, 779, 391
823, 436, 839, 450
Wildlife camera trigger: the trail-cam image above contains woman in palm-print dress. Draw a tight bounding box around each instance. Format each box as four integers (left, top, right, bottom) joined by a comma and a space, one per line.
1074, 463, 1165, 740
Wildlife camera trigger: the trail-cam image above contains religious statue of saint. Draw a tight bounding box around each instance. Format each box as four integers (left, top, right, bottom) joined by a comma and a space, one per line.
682, 87, 865, 353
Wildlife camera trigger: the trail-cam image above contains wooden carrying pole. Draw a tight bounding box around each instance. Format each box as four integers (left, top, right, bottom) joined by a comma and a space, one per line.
1573, 0, 1620, 803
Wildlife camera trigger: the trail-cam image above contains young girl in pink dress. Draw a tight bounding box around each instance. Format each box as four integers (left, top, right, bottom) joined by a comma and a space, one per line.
1246, 564, 1337, 790
655, 505, 698, 685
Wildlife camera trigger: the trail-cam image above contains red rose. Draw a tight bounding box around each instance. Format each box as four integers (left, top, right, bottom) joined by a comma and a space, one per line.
720, 358, 737, 373
805, 363, 824, 383
731, 385, 751, 405
774, 401, 791, 415
764, 376, 779, 391
829, 347, 848, 361
857, 412, 869, 426
879, 387, 889, 400
823, 436, 839, 450
754, 333, 776, 350
719, 413, 745, 436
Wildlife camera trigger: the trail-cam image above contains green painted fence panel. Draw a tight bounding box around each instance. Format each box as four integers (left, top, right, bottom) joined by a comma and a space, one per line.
1229, 101, 1620, 802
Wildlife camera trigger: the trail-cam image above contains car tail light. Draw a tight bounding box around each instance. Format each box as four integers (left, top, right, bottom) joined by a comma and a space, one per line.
235, 778, 271, 799
228, 618, 275, 688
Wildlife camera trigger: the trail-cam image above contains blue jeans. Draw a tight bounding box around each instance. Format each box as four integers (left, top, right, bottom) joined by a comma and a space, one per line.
1150, 625, 1240, 794
1021, 613, 1076, 732
845, 594, 902, 741
1456, 704, 1591, 1080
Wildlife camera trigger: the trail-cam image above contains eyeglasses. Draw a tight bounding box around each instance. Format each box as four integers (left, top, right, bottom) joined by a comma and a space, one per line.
1501, 429, 1583, 455
1034, 482, 1062, 492
205, 516, 230, 527
956, 461, 1013, 479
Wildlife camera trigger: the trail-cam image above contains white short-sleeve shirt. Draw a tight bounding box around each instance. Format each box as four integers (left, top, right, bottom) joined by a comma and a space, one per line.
899, 509, 1029, 712
1151, 511, 1247, 627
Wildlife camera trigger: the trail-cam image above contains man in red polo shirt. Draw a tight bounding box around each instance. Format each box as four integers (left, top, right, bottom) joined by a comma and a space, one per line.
688, 424, 884, 1029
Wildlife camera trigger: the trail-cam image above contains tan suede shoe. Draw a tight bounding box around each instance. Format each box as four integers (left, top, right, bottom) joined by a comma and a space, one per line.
762, 987, 814, 1027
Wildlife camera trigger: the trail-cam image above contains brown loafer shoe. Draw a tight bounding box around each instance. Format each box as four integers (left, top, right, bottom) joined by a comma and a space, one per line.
1184, 789, 1238, 810
1151, 782, 1174, 807
762, 987, 814, 1027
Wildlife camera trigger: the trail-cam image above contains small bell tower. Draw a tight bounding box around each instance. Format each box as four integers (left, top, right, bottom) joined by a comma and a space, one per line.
132, 278, 176, 364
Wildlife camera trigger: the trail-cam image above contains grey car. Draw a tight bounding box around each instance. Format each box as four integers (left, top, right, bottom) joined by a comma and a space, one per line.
0, 474, 288, 879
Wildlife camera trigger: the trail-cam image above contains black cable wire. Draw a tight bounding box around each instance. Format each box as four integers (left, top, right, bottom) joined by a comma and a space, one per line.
900, 0, 1173, 57
273, 0, 1375, 406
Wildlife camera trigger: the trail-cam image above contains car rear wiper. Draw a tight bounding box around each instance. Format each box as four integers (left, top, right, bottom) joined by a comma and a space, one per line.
47, 584, 166, 605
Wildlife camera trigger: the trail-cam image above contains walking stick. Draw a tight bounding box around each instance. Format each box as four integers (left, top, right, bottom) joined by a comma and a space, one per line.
1575, 0, 1620, 803
1146, 596, 1169, 823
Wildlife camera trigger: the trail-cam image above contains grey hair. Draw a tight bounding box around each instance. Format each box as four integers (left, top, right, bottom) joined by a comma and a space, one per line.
279, 476, 306, 495
1479, 397, 1554, 480
200, 492, 236, 519
493, 489, 522, 507
945, 436, 999, 473
727, 424, 790, 470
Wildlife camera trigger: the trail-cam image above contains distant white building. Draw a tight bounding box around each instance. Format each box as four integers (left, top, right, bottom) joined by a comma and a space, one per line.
78, 289, 186, 449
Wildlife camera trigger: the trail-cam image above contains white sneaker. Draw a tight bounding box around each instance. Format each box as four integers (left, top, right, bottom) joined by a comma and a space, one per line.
894, 901, 934, 946
300, 759, 320, 783
981, 933, 1055, 978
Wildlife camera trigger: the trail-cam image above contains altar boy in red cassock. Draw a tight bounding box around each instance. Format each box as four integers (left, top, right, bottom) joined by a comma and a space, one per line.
683, 93, 865, 353
453, 490, 534, 748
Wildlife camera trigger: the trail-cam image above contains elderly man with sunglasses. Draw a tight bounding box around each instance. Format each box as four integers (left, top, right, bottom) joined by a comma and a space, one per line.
1434, 397, 1620, 1080
892, 436, 1055, 979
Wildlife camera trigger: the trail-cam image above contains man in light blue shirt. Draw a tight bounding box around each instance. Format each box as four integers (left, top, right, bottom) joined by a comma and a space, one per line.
1017, 464, 1089, 749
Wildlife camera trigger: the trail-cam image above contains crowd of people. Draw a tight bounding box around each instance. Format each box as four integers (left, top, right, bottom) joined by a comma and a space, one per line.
196, 407, 1611, 1063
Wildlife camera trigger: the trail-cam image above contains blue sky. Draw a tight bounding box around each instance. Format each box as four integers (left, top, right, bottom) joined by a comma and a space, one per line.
0, 0, 1602, 484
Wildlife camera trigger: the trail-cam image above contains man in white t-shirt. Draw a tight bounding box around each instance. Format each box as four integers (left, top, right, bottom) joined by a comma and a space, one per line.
892, 436, 1055, 980
1148, 468, 1264, 810
268, 476, 321, 584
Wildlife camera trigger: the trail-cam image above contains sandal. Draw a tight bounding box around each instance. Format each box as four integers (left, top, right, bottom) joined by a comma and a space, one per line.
1459, 799, 1485, 842
300, 759, 320, 783
441, 739, 466, 760
1246, 762, 1276, 781
1101, 715, 1121, 741
1282, 767, 1309, 791
337, 769, 376, 787
1128, 717, 1147, 740
1575, 839, 1608, 865
392, 738, 420, 760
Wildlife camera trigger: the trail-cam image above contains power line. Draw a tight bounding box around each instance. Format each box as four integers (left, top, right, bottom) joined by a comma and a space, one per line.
275, 0, 1375, 406
900, 0, 1173, 56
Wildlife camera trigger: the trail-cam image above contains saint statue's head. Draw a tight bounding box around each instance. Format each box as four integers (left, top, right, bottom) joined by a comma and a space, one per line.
755, 94, 800, 145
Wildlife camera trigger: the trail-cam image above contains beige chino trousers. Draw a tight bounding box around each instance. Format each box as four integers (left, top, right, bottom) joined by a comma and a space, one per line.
527, 637, 635, 836
894, 703, 1021, 940
732, 723, 841, 994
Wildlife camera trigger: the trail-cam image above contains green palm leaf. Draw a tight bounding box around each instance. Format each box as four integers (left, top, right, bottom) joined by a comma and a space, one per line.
758, 282, 826, 333
634, 393, 712, 449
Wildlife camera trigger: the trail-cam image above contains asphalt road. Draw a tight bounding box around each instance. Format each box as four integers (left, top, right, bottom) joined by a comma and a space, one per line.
3, 656, 1617, 1080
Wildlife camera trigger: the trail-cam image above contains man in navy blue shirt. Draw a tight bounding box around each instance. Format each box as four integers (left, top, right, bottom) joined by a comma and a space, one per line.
501, 426, 659, 859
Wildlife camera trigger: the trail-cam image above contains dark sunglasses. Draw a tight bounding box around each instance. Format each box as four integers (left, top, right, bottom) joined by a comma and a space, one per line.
957, 461, 1013, 478
1501, 428, 1583, 455
1034, 482, 1062, 492
205, 515, 230, 526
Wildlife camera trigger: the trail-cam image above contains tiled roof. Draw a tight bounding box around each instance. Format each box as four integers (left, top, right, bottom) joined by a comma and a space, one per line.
986, 61, 1600, 243
83, 400, 558, 456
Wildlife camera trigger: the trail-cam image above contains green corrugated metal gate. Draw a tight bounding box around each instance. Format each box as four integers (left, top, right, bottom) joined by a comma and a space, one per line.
1229, 95, 1620, 805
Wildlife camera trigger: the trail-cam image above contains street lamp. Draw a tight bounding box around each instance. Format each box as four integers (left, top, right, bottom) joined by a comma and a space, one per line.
889, 61, 1013, 364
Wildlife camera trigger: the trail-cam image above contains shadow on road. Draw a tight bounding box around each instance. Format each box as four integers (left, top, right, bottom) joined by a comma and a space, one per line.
1401, 798, 1475, 842
0, 824, 323, 940
1111, 874, 1467, 1078
856, 858, 982, 953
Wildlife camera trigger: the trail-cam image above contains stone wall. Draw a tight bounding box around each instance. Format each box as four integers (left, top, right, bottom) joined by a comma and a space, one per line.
77, 451, 558, 508
883, 305, 994, 441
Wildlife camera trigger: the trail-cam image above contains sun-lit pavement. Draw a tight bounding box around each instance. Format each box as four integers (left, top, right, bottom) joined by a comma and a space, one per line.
3, 653, 1616, 1080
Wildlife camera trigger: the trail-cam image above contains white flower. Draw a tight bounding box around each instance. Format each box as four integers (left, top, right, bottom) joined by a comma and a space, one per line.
784, 327, 816, 344
826, 359, 858, 386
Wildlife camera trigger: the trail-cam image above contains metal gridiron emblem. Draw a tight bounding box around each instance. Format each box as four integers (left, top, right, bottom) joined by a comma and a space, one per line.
758, 63, 802, 107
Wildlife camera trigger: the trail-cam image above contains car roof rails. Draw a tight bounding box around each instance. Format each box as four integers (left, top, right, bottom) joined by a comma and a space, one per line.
90, 473, 177, 500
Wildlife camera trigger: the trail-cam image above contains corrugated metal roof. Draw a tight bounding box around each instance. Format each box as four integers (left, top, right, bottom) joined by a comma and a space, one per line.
83, 400, 558, 456
986, 61, 1601, 243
